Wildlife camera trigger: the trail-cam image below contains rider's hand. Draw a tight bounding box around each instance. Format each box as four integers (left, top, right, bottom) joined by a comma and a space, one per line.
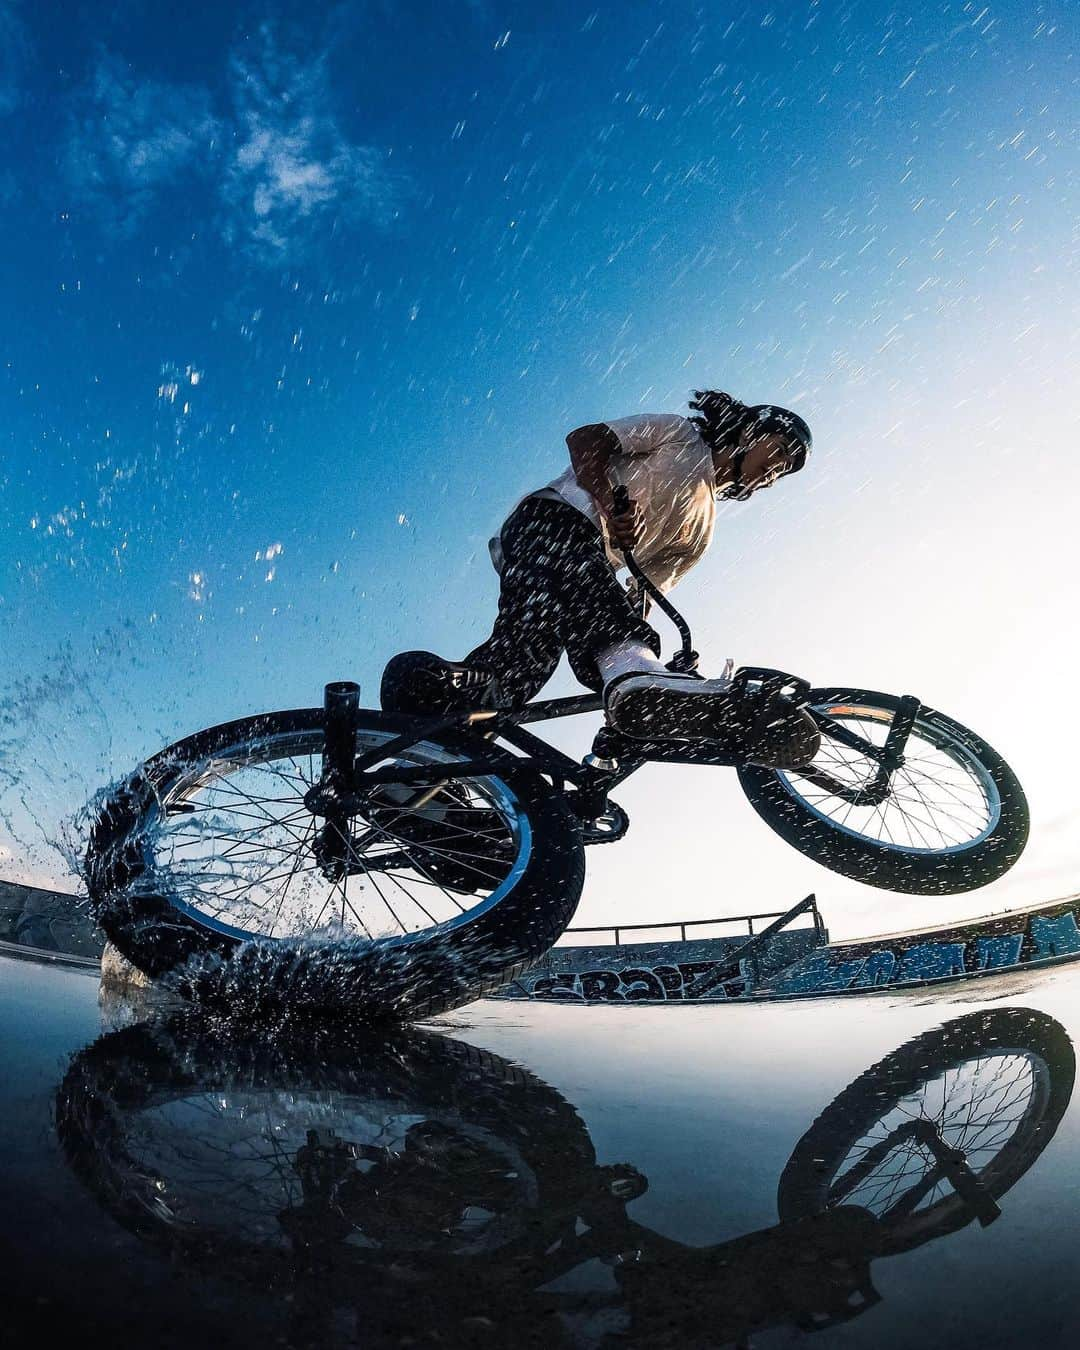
607, 498, 645, 552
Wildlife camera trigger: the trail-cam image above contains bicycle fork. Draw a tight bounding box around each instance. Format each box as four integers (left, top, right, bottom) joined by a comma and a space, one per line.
804, 695, 922, 807
305, 681, 477, 880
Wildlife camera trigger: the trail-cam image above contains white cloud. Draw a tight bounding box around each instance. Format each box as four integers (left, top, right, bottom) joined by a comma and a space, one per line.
64, 53, 220, 236
62, 29, 403, 264
221, 25, 402, 262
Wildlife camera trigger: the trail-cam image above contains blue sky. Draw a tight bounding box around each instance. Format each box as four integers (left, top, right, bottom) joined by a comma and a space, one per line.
1, 0, 1078, 933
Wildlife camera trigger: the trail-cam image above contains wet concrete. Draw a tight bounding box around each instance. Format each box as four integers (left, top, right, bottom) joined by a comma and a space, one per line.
4, 951, 1080, 1347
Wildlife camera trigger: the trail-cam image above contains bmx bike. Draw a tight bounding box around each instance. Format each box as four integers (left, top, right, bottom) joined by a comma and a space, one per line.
85, 532, 1029, 1019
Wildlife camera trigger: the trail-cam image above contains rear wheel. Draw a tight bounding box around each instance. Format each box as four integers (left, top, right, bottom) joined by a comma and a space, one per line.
738, 689, 1029, 894
86, 708, 585, 1018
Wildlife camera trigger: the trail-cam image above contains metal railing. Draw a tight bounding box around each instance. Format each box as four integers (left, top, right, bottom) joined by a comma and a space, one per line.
558, 894, 825, 949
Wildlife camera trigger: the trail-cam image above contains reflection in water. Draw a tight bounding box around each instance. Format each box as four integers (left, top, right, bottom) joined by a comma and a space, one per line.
780, 1008, 1076, 1255
56, 1008, 1074, 1347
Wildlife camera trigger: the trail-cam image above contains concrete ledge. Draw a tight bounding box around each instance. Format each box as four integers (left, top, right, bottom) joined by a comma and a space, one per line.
0, 880, 104, 959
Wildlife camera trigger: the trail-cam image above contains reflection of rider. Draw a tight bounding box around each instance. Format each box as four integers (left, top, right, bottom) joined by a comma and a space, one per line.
284, 1120, 521, 1250
277, 1129, 357, 1248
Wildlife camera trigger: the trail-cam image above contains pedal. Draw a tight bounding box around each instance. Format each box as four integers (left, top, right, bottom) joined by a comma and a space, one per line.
579, 802, 630, 844
731, 665, 811, 707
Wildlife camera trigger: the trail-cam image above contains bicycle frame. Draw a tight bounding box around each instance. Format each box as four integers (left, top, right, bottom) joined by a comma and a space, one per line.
309, 675, 920, 837
305, 500, 926, 834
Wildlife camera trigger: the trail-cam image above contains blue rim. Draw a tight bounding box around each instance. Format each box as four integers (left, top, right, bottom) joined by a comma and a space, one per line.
145, 727, 535, 944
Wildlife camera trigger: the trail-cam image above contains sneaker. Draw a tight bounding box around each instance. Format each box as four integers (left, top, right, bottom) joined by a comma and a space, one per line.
380, 650, 499, 715
604, 669, 820, 768
604, 669, 739, 742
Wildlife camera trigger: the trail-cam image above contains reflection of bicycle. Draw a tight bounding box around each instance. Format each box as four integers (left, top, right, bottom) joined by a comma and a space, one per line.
57, 1026, 591, 1273
779, 1007, 1075, 1255
85, 559, 1029, 1016
56, 1007, 1073, 1345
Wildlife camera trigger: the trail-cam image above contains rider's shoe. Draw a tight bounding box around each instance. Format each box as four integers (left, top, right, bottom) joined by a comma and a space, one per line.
604, 669, 734, 741
604, 669, 820, 768
380, 650, 499, 716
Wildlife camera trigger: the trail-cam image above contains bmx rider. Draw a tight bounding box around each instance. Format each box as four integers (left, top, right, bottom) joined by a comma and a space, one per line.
383, 389, 818, 767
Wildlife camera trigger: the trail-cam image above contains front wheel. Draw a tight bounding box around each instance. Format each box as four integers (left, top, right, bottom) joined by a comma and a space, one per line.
737, 688, 1029, 895
85, 707, 585, 1019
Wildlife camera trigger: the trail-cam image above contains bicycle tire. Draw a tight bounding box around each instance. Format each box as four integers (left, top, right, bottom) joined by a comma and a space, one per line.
777, 1008, 1074, 1254
85, 706, 585, 1019
738, 688, 1029, 894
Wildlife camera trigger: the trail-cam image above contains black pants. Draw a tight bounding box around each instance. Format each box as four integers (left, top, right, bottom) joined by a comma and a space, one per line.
465, 495, 662, 707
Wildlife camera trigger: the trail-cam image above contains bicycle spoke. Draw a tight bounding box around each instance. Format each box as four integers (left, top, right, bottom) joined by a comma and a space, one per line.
147, 727, 522, 941
782, 702, 998, 854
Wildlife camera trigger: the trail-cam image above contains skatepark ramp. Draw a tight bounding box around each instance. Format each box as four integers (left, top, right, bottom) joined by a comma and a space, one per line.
8, 876, 1080, 1006
494, 894, 828, 1001
497, 892, 1080, 1003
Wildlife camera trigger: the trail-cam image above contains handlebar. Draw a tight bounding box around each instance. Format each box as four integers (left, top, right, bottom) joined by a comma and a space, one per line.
611, 485, 699, 674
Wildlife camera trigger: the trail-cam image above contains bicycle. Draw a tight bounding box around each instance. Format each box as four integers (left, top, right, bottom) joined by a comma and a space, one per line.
85, 521, 1030, 1019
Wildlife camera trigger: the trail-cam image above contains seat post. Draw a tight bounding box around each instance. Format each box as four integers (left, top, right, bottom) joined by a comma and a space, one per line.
323, 681, 361, 793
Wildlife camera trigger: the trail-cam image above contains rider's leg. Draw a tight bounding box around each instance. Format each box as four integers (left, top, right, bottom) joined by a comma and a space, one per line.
536, 510, 817, 760
468, 497, 748, 741
464, 495, 662, 706
560, 583, 745, 741
527, 508, 744, 737
595, 639, 668, 684
462, 495, 817, 763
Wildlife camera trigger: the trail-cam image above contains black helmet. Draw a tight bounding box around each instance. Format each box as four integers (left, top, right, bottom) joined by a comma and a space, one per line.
689, 391, 812, 494
691, 391, 810, 475
750, 404, 813, 468
721, 404, 813, 502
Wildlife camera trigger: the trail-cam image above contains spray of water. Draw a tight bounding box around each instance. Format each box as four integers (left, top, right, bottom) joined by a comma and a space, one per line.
163, 928, 513, 1029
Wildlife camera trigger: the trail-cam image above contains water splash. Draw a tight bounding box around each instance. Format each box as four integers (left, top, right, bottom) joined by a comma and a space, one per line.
164, 928, 515, 1029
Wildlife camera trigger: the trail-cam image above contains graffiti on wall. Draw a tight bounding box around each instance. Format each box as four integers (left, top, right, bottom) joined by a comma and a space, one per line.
768, 905, 1080, 996
514, 959, 751, 1002
506, 900, 1080, 1002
